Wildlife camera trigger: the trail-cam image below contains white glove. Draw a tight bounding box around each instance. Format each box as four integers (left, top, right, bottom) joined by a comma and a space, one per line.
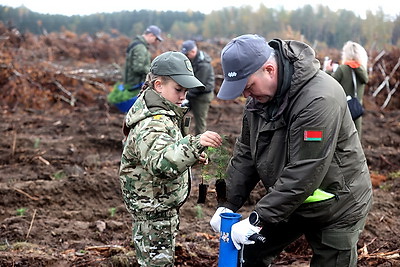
210, 207, 234, 232
231, 218, 261, 250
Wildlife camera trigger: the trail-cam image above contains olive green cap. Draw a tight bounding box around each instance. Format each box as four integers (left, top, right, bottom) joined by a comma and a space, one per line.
150, 51, 205, 89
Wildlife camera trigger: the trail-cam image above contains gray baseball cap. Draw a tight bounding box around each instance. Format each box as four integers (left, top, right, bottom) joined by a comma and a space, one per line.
217, 34, 273, 100
146, 25, 163, 41
181, 40, 196, 55
150, 51, 205, 89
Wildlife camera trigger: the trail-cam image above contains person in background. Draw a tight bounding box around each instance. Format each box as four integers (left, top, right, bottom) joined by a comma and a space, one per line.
326, 41, 369, 139
107, 25, 163, 107
210, 34, 372, 267
120, 51, 223, 267
181, 40, 215, 135
124, 25, 163, 89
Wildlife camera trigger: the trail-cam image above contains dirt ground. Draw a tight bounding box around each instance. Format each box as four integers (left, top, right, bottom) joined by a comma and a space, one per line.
0, 24, 399, 266
0, 94, 399, 266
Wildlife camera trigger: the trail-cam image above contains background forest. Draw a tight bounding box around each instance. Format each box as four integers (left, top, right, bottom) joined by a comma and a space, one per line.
1, 4, 399, 50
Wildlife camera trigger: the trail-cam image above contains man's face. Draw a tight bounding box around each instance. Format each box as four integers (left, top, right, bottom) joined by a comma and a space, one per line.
186, 48, 197, 60
149, 34, 161, 45
242, 64, 278, 103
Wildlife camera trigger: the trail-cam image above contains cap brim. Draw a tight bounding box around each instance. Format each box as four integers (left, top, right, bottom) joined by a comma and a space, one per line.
217, 77, 248, 100
171, 75, 205, 90
156, 36, 163, 41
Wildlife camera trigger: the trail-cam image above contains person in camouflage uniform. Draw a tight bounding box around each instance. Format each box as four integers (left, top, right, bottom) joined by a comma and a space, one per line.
107, 25, 164, 106
124, 25, 163, 89
119, 51, 223, 267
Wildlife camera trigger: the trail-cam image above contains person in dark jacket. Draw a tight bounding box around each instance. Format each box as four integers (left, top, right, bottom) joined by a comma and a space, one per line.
181, 40, 215, 135
326, 41, 369, 139
210, 34, 373, 267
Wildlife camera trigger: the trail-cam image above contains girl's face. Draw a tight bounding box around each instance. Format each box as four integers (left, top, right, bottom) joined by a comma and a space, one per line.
154, 78, 188, 106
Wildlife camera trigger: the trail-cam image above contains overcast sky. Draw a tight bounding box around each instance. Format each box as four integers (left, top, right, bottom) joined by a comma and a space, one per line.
1, 0, 398, 19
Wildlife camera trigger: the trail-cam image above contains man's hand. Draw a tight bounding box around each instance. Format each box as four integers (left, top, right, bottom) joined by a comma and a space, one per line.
231, 218, 261, 250
210, 207, 233, 232
199, 131, 223, 148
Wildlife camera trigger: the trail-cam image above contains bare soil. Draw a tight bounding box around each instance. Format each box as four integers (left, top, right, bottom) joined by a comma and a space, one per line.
0, 24, 399, 266
0, 97, 399, 266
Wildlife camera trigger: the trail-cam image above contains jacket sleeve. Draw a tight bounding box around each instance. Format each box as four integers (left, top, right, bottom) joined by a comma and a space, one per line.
132, 115, 203, 179
224, 113, 261, 211
354, 66, 368, 84
255, 94, 345, 225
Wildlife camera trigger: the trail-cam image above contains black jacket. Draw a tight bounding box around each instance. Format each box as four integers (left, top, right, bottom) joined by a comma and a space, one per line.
187, 50, 215, 98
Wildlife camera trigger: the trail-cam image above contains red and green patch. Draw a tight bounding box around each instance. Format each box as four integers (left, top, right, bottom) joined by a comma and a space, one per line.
304, 130, 323, 141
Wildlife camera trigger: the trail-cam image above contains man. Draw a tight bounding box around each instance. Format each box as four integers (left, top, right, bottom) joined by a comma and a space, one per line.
107, 25, 163, 108
181, 40, 215, 135
123, 25, 163, 89
210, 34, 372, 267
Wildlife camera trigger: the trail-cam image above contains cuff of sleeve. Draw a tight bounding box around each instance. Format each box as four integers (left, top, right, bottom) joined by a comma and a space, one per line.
189, 135, 205, 156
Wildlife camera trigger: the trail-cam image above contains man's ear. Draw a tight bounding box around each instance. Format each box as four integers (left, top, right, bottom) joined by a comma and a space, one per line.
265, 63, 275, 77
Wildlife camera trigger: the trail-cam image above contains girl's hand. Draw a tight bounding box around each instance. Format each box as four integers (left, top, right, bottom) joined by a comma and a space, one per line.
198, 152, 209, 164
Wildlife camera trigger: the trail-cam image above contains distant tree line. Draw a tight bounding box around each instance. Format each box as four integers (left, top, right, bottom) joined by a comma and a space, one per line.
1, 4, 399, 49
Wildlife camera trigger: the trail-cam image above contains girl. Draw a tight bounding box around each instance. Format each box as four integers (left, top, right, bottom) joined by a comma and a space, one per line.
119, 51, 222, 267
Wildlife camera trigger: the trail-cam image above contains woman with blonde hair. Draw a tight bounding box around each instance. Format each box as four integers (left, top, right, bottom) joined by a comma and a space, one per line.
327, 41, 369, 139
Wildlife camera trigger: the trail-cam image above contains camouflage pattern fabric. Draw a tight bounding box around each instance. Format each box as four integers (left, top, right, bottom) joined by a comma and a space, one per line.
132, 212, 179, 267
123, 35, 151, 88
119, 88, 205, 266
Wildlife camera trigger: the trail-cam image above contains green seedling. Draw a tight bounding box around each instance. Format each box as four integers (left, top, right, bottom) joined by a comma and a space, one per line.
109, 207, 117, 217
16, 208, 27, 216
201, 135, 231, 182
388, 171, 400, 179
52, 170, 66, 180
195, 205, 203, 219
33, 138, 41, 149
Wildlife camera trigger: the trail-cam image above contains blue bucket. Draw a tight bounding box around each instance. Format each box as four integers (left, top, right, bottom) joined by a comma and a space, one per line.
218, 212, 242, 267
114, 96, 138, 113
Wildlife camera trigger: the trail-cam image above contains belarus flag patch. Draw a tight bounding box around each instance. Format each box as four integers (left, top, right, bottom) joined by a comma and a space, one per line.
304, 130, 323, 141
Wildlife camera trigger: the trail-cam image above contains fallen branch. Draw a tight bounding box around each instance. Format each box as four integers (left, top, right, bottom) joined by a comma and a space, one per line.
26, 209, 37, 238
380, 154, 398, 167
359, 237, 377, 256
13, 187, 39, 201
85, 245, 125, 251
389, 57, 400, 78
53, 80, 76, 106
381, 81, 399, 110
373, 76, 389, 97
62, 72, 108, 91
36, 155, 50, 165
372, 57, 400, 110
359, 249, 400, 260
12, 130, 17, 156
372, 50, 386, 67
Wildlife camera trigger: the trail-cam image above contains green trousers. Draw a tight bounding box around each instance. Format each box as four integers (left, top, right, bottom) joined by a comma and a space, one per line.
242, 216, 367, 267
